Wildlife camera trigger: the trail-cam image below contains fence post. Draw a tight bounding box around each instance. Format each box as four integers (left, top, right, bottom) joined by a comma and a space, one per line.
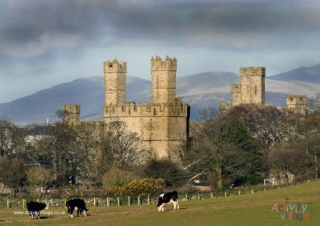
224, 191, 227, 197
198, 193, 200, 200
185, 193, 188, 200
210, 192, 213, 198
93, 197, 96, 207
239, 190, 241, 195
107, 197, 110, 207
7, 199, 10, 209
147, 196, 150, 205
251, 189, 253, 194
128, 196, 131, 206
23, 199, 26, 209
138, 196, 140, 205
117, 197, 120, 206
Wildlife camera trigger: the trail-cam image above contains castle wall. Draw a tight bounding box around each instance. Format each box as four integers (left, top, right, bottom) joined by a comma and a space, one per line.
103, 102, 189, 157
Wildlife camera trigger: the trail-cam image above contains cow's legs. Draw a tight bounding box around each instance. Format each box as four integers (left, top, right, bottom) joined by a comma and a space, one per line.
161, 203, 165, 212
69, 206, 75, 218
173, 201, 180, 210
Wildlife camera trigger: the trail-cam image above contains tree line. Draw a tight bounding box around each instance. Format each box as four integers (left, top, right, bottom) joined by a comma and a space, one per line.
0, 93, 319, 196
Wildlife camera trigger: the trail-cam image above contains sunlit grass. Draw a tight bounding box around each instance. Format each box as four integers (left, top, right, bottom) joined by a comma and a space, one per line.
1, 181, 320, 225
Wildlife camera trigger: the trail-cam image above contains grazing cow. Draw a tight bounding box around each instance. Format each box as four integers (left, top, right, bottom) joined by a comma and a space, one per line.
157, 191, 179, 212
26, 201, 47, 219
66, 199, 88, 218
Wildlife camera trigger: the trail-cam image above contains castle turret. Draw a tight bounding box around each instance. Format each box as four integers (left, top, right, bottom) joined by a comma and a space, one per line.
231, 84, 241, 106
104, 59, 127, 106
239, 67, 265, 105
151, 56, 177, 104
62, 104, 80, 122
286, 95, 307, 116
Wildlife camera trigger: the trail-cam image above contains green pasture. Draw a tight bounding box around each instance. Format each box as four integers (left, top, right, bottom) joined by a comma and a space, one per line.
1, 181, 320, 226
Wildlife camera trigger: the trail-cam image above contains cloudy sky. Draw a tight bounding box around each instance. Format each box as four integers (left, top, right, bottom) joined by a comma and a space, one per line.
1, 0, 320, 103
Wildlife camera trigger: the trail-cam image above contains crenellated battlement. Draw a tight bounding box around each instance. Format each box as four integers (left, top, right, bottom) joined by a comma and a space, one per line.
62, 104, 80, 122
104, 100, 189, 117
240, 67, 265, 77
63, 104, 80, 114
286, 95, 307, 105
231, 84, 241, 91
151, 56, 177, 71
104, 59, 127, 73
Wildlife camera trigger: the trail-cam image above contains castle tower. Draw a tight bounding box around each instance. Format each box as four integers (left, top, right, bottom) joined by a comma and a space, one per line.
286, 95, 307, 116
104, 59, 127, 106
220, 101, 230, 116
151, 56, 177, 104
231, 84, 241, 106
103, 56, 189, 158
239, 67, 265, 105
62, 104, 80, 122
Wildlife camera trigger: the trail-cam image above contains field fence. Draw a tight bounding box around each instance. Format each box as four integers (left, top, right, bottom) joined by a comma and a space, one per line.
0, 186, 278, 209
0, 192, 212, 209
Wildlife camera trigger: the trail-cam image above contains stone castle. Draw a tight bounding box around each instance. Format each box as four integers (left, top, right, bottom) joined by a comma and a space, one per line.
221, 67, 307, 115
63, 56, 189, 158
103, 56, 189, 157
62, 60, 307, 157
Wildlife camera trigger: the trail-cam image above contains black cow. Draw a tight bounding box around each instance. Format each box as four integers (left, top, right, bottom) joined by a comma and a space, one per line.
66, 199, 88, 218
157, 191, 179, 212
26, 201, 47, 219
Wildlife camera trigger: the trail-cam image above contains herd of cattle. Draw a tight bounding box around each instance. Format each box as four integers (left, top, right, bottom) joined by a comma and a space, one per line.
26, 191, 179, 219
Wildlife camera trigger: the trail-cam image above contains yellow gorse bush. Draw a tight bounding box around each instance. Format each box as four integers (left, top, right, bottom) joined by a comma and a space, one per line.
114, 177, 165, 197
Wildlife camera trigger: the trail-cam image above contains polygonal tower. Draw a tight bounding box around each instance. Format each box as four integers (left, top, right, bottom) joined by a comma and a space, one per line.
286, 95, 307, 116
62, 104, 80, 122
240, 67, 265, 105
104, 59, 127, 106
151, 56, 177, 104
231, 84, 242, 106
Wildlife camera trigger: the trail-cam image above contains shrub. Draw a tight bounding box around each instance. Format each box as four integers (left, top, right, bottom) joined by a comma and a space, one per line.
114, 178, 165, 197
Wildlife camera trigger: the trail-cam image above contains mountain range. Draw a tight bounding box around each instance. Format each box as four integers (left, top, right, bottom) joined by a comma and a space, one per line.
0, 64, 319, 124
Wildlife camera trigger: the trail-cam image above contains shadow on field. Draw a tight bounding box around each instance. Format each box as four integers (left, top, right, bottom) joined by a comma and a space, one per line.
164, 207, 187, 212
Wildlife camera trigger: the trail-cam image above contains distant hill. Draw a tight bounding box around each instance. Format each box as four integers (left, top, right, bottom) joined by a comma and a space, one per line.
0, 64, 319, 124
267, 63, 320, 83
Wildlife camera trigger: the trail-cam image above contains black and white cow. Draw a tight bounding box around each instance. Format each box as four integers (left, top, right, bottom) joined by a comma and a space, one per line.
26, 201, 47, 219
157, 191, 179, 212
66, 199, 88, 218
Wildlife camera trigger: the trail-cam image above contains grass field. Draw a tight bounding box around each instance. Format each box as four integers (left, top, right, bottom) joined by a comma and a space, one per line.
1, 181, 320, 226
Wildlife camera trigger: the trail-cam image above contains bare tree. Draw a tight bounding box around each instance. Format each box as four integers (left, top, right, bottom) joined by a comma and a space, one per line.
308, 92, 320, 114
228, 104, 290, 156
102, 167, 135, 190
175, 107, 264, 191
100, 120, 144, 173
0, 116, 25, 158
0, 157, 26, 196
267, 140, 313, 184
26, 166, 54, 198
